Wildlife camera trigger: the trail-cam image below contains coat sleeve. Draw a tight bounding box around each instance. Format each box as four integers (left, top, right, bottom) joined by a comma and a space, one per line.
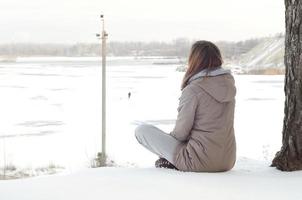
170, 87, 198, 142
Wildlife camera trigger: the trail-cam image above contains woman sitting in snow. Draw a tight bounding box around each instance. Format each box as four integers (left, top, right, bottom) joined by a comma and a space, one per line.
135, 40, 236, 172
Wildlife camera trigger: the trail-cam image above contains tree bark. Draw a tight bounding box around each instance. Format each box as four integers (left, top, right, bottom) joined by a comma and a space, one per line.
271, 0, 302, 171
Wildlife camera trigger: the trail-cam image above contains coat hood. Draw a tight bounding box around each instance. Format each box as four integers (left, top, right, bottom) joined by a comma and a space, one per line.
189, 67, 236, 103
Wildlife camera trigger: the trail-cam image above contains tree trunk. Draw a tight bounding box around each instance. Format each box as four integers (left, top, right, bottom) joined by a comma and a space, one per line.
271, 0, 302, 171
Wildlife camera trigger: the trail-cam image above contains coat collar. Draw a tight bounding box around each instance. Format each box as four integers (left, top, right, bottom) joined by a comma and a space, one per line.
188, 67, 231, 84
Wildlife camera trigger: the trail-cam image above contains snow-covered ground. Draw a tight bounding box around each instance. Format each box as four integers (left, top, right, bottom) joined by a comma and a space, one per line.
1, 158, 302, 200
1, 57, 298, 200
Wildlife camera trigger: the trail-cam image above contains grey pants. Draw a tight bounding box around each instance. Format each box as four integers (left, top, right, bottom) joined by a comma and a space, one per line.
135, 124, 182, 164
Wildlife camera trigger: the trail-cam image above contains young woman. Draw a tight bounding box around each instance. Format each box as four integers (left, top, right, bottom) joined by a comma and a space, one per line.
135, 40, 236, 172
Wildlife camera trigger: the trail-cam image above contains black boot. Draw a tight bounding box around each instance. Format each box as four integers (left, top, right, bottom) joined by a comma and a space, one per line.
155, 158, 178, 170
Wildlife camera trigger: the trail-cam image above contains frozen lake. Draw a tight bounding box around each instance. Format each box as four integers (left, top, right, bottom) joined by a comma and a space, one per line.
0, 57, 284, 171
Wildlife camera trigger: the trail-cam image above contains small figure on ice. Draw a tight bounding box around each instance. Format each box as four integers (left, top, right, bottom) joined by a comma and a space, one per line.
128, 92, 131, 99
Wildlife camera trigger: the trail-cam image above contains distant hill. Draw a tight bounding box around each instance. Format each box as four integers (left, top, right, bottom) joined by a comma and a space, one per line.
230, 35, 285, 74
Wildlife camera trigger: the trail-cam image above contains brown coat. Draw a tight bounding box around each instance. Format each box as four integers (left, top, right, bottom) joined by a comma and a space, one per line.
171, 74, 236, 172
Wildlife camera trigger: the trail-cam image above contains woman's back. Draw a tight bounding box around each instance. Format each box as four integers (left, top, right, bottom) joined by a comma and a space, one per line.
135, 40, 237, 172
172, 73, 236, 172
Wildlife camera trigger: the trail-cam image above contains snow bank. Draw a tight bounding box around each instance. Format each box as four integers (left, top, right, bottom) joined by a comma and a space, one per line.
0, 158, 302, 200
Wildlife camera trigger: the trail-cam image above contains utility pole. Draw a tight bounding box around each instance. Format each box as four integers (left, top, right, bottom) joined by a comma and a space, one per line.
96, 14, 108, 166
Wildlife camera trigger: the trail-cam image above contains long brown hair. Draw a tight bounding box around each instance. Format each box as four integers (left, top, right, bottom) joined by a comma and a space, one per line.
181, 40, 223, 90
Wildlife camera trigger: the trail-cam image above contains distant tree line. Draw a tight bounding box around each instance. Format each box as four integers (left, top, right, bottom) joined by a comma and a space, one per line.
0, 43, 100, 57
0, 34, 284, 59
109, 38, 191, 57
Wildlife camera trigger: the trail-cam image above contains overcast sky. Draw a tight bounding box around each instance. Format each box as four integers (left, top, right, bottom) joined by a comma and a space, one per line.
0, 0, 284, 43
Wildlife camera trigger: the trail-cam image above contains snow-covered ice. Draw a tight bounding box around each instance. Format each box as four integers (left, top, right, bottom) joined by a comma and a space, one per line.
0, 57, 284, 168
